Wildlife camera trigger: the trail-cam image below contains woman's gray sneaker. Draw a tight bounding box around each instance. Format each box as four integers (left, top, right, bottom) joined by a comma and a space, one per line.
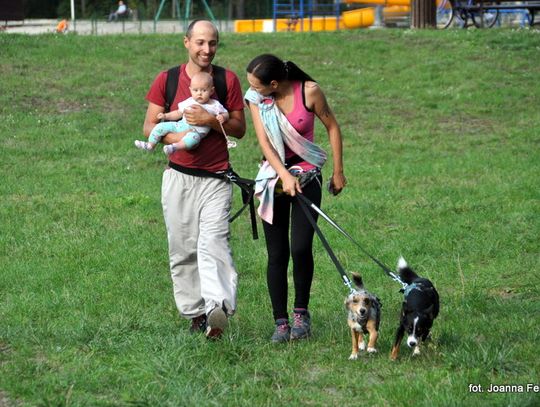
291, 309, 311, 340
271, 319, 291, 343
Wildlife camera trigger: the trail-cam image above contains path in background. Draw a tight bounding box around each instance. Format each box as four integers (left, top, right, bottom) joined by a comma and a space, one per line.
2, 19, 235, 35
2, 15, 532, 34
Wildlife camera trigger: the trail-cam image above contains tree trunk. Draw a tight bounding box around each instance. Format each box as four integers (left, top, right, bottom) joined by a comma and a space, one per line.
411, 0, 436, 28
234, 0, 245, 19
228, 0, 233, 20
80, 0, 86, 18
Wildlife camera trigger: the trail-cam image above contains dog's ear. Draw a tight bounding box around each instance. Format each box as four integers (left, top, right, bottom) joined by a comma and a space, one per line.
425, 304, 436, 319
344, 292, 354, 308
373, 295, 382, 308
351, 273, 364, 289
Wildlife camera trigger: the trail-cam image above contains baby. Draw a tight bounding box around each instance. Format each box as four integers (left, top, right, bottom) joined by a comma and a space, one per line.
135, 71, 229, 155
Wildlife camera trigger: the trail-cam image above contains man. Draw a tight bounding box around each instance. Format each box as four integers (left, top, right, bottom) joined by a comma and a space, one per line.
143, 20, 246, 339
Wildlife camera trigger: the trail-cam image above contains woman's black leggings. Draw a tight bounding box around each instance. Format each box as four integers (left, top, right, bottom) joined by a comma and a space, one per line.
262, 176, 322, 321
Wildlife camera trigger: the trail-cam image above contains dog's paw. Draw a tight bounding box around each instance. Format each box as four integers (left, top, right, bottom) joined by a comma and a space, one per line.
359, 342, 366, 351
367, 347, 377, 353
413, 347, 421, 356
348, 353, 358, 360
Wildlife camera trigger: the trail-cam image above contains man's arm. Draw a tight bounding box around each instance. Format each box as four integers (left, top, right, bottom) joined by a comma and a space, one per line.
183, 105, 245, 139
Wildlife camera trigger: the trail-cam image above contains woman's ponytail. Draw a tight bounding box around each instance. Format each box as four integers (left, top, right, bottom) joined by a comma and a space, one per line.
247, 54, 315, 85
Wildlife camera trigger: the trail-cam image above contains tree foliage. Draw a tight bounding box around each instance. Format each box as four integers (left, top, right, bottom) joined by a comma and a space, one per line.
23, 0, 274, 20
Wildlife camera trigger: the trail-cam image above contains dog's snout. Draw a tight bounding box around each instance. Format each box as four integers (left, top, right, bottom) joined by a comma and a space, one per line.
407, 338, 417, 348
359, 308, 366, 315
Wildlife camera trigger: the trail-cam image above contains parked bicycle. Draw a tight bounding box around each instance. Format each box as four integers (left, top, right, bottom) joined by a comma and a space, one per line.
437, 0, 501, 28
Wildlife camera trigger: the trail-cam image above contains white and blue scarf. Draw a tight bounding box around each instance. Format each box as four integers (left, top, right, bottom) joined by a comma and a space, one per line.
244, 88, 327, 224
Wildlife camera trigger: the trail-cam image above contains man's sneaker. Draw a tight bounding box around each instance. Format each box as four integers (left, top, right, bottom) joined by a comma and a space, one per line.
189, 314, 207, 334
206, 306, 228, 339
290, 309, 311, 340
271, 318, 291, 343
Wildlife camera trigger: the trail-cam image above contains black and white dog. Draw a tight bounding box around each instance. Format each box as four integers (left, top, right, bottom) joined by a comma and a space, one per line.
391, 257, 439, 360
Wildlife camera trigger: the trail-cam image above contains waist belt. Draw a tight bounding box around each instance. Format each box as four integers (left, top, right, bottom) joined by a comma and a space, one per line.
168, 161, 258, 240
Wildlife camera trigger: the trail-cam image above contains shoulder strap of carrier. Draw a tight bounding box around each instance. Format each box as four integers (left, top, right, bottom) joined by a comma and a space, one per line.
211, 65, 228, 107
164, 65, 180, 113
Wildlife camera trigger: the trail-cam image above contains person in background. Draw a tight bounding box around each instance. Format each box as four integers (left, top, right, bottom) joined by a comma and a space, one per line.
245, 54, 346, 343
55, 19, 68, 33
108, 1, 128, 22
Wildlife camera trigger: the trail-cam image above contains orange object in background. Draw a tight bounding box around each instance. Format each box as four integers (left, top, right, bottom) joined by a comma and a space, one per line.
56, 19, 68, 33
234, 16, 345, 33
341, 7, 376, 28
233, 0, 413, 32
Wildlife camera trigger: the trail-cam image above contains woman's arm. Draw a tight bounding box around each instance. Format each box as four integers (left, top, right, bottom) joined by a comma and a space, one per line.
248, 102, 302, 196
305, 82, 346, 195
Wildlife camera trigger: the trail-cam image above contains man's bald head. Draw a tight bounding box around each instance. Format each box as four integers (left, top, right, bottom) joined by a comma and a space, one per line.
186, 19, 219, 43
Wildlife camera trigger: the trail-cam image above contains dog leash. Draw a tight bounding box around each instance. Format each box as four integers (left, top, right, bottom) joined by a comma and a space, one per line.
296, 193, 407, 289
225, 170, 258, 240
296, 194, 357, 294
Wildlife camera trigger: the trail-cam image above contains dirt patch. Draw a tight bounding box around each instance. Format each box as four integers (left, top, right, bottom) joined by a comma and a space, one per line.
0, 390, 16, 407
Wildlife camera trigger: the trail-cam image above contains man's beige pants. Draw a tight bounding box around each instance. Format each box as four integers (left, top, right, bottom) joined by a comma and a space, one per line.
161, 168, 237, 318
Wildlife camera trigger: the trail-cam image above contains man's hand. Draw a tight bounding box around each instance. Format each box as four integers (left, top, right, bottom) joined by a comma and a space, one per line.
183, 105, 212, 126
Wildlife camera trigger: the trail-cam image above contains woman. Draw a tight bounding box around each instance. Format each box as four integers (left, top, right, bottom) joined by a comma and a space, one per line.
245, 54, 346, 343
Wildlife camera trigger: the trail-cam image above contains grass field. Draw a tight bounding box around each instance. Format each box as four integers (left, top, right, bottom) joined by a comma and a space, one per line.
1, 29, 539, 406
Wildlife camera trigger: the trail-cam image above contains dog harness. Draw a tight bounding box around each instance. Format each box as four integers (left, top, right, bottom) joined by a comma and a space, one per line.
403, 283, 420, 298
403, 282, 436, 298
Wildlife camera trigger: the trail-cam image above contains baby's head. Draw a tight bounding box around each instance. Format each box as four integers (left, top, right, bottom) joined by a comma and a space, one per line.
189, 71, 215, 104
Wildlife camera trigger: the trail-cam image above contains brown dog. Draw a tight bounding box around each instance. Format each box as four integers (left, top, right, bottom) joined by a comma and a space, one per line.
344, 273, 382, 360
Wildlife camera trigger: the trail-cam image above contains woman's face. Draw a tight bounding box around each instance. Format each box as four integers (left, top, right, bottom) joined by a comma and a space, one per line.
247, 73, 276, 96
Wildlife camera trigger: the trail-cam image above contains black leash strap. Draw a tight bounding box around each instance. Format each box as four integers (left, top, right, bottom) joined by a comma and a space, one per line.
296, 193, 406, 289
296, 195, 356, 293
226, 171, 258, 240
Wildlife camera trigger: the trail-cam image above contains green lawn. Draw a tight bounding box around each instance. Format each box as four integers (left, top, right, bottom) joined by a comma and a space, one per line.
0, 29, 539, 406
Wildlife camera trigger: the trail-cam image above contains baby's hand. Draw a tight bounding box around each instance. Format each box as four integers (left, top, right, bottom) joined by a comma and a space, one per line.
216, 114, 226, 124
157, 112, 166, 120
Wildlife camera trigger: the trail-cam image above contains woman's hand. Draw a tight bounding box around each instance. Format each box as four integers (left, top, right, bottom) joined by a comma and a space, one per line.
281, 172, 302, 197
328, 172, 346, 196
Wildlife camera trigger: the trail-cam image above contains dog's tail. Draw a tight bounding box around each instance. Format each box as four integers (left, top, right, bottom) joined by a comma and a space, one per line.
397, 256, 418, 284
351, 272, 364, 290
398, 256, 408, 270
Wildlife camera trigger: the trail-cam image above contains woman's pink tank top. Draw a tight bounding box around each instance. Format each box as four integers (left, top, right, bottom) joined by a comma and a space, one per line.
284, 81, 316, 170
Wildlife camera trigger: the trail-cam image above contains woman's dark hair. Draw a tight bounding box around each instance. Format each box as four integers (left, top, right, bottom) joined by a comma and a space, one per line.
246, 54, 315, 85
